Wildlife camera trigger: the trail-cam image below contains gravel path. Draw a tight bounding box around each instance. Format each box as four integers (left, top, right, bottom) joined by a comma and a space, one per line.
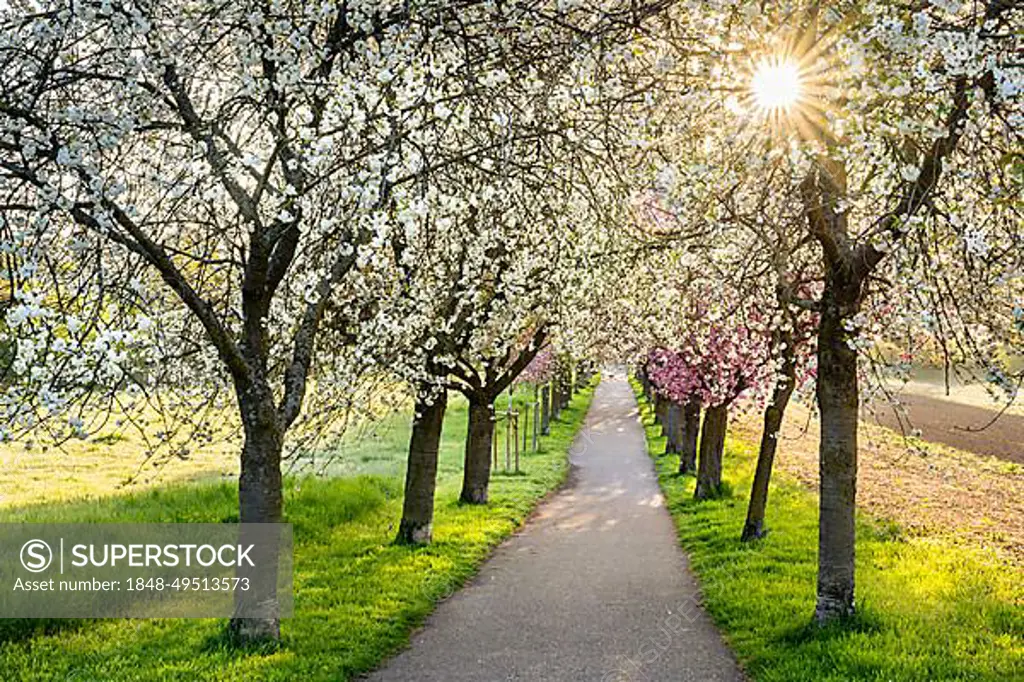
365, 369, 745, 682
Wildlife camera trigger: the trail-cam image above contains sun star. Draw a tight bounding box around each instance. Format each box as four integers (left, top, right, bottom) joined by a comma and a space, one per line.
751, 57, 803, 112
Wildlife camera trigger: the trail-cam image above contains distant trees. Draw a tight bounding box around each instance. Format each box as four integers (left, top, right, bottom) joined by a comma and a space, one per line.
643, 294, 774, 500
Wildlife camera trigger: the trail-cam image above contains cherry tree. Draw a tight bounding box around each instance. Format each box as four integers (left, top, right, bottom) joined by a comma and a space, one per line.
346, 1, 674, 543
645, 346, 702, 472
646, 294, 773, 499
1, 0, 433, 641
517, 347, 556, 386
654, 145, 823, 538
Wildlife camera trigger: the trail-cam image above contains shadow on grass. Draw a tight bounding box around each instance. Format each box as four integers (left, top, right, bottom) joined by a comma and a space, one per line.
0, 380, 600, 681
0, 618, 91, 644
775, 608, 886, 647
201, 626, 283, 656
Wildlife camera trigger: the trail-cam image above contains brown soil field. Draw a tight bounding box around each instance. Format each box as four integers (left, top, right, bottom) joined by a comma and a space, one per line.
868, 392, 1023, 465
731, 400, 1024, 566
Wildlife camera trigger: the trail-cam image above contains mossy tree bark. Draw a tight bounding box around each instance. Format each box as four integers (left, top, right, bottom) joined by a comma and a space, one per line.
799, 68, 971, 624
813, 268, 862, 622
460, 398, 494, 504
655, 393, 668, 435
229, 385, 284, 643
664, 402, 682, 455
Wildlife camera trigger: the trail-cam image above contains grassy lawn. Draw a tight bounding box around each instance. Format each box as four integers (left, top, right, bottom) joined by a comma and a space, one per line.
0, 411, 240, 509
631, 380, 1023, 682
0, 379, 597, 681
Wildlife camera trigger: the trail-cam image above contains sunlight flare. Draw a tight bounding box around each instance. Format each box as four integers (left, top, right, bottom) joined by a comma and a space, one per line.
750, 57, 803, 112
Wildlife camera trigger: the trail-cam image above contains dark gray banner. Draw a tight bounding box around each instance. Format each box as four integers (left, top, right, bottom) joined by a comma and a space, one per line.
0, 524, 292, 618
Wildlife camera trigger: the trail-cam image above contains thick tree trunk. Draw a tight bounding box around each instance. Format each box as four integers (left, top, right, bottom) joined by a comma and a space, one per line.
655, 394, 668, 434
741, 375, 795, 541
397, 387, 448, 545
460, 397, 494, 505
815, 283, 860, 622
678, 399, 700, 475
229, 389, 284, 643
695, 404, 728, 500
664, 402, 681, 455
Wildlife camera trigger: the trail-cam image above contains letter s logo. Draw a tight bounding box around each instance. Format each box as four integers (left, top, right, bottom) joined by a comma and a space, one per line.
20, 539, 53, 573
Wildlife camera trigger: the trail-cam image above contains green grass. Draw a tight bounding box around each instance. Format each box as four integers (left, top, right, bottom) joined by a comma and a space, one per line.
0, 379, 598, 681
630, 379, 1023, 682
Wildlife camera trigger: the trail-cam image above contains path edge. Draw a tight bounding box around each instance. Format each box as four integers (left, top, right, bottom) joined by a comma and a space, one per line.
357, 373, 602, 680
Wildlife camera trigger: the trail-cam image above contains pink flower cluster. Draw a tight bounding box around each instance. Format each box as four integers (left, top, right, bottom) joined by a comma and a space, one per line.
646, 347, 701, 403
645, 319, 773, 409
516, 347, 556, 384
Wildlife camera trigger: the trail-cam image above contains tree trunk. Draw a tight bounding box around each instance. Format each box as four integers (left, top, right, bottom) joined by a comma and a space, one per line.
695, 404, 728, 500
655, 393, 668, 434
678, 399, 700, 475
741, 372, 795, 541
460, 396, 494, 505
664, 402, 681, 455
397, 387, 448, 545
229, 388, 284, 643
815, 281, 860, 622
541, 384, 551, 435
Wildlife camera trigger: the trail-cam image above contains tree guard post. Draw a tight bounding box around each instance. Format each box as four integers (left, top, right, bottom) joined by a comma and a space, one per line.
513, 411, 520, 473
554, 373, 561, 412
532, 387, 540, 451
504, 410, 511, 473
551, 378, 561, 421
522, 402, 529, 453
492, 413, 499, 471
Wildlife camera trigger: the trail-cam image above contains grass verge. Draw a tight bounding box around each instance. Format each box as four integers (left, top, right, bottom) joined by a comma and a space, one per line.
630, 379, 1023, 682
0, 378, 598, 681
